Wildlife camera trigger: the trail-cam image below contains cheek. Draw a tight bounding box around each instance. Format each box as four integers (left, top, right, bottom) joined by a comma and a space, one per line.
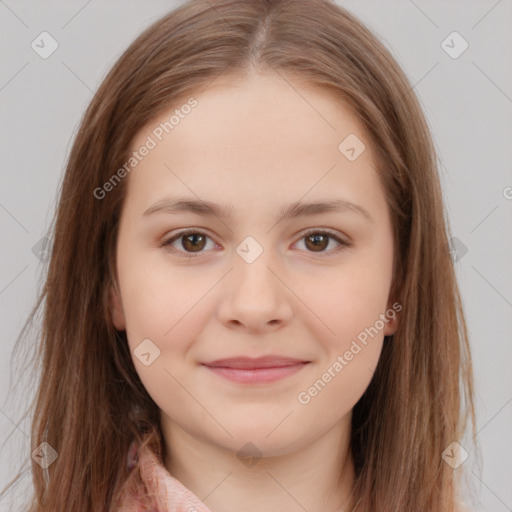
117, 244, 204, 337
304, 285, 385, 405
297, 257, 393, 349
117, 255, 222, 402
122, 276, 207, 356
117, 263, 212, 419
295, 249, 392, 411
296, 336, 384, 422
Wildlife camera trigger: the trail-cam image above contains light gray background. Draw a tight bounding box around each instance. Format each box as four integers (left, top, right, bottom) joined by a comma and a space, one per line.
1, 1, 511, 511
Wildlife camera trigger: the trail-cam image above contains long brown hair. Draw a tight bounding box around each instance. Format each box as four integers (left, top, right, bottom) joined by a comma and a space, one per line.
1, 0, 478, 510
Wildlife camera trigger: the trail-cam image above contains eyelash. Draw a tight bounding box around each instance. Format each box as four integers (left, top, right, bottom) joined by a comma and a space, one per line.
161, 228, 351, 258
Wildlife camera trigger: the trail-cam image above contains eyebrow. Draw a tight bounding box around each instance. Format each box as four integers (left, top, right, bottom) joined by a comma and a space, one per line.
142, 197, 374, 224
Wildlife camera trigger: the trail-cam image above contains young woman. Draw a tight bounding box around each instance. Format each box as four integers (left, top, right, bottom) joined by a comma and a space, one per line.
2, 0, 477, 510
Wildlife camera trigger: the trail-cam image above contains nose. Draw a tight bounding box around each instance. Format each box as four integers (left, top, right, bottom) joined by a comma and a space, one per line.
216, 250, 293, 334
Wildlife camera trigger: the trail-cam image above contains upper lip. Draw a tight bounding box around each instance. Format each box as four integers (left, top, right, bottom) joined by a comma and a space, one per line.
202, 356, 310, 369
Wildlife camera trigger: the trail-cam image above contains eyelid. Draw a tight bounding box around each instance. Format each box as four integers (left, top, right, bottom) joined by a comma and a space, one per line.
161, 227, 351, 258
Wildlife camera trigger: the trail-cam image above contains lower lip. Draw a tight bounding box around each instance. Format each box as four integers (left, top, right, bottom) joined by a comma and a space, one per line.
203, 363, 309, 384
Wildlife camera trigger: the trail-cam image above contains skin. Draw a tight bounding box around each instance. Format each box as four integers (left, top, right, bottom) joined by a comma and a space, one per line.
110, 70, 399, 512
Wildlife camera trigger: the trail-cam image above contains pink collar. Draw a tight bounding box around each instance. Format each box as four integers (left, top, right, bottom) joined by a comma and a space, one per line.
116, 437, 214, 512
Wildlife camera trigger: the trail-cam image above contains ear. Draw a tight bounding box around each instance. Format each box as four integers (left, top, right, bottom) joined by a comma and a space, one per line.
110, 284, 126, 331
383, 298, 401, 337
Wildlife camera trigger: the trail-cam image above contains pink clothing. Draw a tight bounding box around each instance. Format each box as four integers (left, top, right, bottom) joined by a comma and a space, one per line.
115, 436, 213, 512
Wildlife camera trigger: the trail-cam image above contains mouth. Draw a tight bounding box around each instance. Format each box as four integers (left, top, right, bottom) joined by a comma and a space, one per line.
201, 356, 311, 384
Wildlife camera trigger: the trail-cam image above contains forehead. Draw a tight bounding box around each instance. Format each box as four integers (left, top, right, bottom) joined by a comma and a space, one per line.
143, 73, 366, 156
124, 71, 385, 219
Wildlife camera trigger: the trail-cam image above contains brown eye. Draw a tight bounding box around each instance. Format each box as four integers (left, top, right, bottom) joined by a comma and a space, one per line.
162, 230, 216, 257
295, 229, 349, 256
181, 233, 207, 252
304, 233, 329, 252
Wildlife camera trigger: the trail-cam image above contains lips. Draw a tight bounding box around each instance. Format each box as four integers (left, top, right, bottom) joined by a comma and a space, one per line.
202, 357, 310, 385
202, 355, 309, 370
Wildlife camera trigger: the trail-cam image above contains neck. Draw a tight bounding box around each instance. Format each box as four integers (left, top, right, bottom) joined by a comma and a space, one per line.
162, 416, 356, 512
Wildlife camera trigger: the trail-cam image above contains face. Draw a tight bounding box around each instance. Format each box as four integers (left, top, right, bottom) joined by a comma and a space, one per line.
110, 71, 399, 457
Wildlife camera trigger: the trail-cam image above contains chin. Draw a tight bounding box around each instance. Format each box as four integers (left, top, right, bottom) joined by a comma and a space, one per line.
214, 425, 304, 456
